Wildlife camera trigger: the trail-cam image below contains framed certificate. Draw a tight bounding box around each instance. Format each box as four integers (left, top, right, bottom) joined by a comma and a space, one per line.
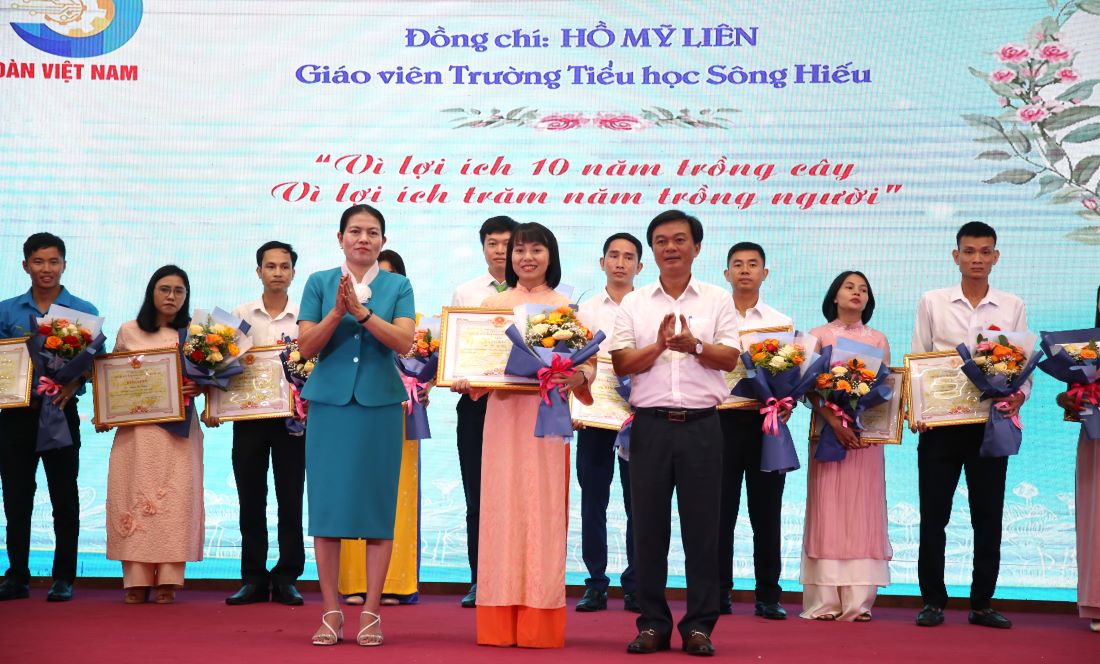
204, 345, 294, 422
437, 307, 539, 391
92, 347, 186, 427
903, 351, 989, 428
0, 337, 33, 409
719, 325, 794, 411
571, 358, 631, 430
810, 367, 908, 444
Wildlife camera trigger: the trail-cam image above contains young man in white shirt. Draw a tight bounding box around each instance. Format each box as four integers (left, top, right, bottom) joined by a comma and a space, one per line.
911, 221, 1028, 630
575, 232, 643, 614
717, 242, 794, 620
222, 241, 305, 606
611, 210, 740, 656
448, 215, 517, 608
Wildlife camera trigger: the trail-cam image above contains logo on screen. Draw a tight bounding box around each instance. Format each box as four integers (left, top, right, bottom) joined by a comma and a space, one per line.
9, 0, 142, 57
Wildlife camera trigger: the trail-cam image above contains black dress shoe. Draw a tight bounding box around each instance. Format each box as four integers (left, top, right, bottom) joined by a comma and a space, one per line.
623, 592, 641, 613
271, 583, 304, 606
0, 579, 29, 601
46, 580, 73, 602
718, 591, 732, 615
461, 584, 477, 608
682, 630, 715, 657
969, 608, 1012, 629
225, 584, 269, 605
916, 605, 945, 627
754, 600, 787, 620
576, 588, 608, 612
626, 628, 670, 654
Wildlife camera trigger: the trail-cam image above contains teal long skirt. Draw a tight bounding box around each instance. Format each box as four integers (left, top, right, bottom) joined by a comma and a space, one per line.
305, 401, 403, 539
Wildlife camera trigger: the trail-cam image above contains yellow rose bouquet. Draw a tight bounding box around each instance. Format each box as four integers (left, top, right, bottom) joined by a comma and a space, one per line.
812, 338, 892, 463
181, 308, 253, 390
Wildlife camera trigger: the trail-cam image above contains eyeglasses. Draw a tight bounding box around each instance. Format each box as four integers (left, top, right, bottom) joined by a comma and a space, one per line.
156, 286, 188, 297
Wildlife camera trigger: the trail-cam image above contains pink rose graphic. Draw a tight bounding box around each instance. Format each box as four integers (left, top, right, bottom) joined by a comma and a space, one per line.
990, 70, 1016, 84
1017, 104, 1049, 123
1038, 43, 1072, 62
533, 113, 589, 131
996, 44, 1030, 63
1056, 68, 1079, 82
1084, 198, 1099, 212
594, 113, 650, 131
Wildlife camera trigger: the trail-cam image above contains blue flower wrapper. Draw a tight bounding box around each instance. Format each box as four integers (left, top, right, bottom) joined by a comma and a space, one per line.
396, 353, 439, 440
25, 315, 107, 452
956, 340, 1041, 458
1037, 327, 1100, 439
815, 362, 893, 463
158, 329, 195, 438
613, 374, 633, 459
278, 341, 308, 437
502, 324, 606, 440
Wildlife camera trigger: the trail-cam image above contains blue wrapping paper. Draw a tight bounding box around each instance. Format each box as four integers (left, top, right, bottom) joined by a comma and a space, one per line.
502, 324, 606, 440
613, 374, 633, 459
815, 362, 893, 463
157, 329, 194, 438
956, 341, 1042, 457
278, 338, 308, 437
1037, 328, 1100, 439
396, 353, 439, 440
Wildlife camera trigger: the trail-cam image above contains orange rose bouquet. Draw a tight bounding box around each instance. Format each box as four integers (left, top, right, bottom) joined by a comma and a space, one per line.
181, 308, 253, 390
812, 338, 892, 462
1038, 327, 1100, 439
395, 315, 441, 440
956, 329, 1040, 457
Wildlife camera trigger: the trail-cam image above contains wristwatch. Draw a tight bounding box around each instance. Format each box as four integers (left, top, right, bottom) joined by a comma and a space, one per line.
692, 339, 704, 356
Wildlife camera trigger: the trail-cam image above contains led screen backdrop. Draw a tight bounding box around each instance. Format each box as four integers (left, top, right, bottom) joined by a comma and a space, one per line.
2, 1, 1098, 601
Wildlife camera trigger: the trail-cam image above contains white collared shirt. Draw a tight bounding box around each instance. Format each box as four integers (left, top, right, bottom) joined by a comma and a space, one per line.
610, 277, 740, 409
451, 271, 508, 307
578, 287, 627, 356
732, 297, 793, 351
232, 298, 300, 345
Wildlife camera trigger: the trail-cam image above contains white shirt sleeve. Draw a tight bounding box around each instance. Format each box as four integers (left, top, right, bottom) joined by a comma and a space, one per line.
912, 294, 934, 354
610, 297, 637, 352
712, 295, 740, 349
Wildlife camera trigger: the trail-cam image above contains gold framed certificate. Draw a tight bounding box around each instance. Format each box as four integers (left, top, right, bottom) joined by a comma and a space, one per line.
92, 347, 186, 427
204, 345, 294, 422
718, 325, 794, 411
0, 337, 33, 409
437, 307, 539, 391
571, 358, 631, 430
810, 367, 908, 444
903, 351, 989, 428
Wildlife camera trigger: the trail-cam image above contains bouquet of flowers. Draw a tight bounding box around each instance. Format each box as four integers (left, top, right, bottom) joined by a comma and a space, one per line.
395, 315, 441, 440
812, 337, 893, 462
280, 336, 317, 436
613, 373, 633, 461
731, 331, 826, 473
25, 305, 107, 451
182, 308, 253, 390
956, 328, 1041, 457
1037, 327, 1100, 439
504, 303, 605, 439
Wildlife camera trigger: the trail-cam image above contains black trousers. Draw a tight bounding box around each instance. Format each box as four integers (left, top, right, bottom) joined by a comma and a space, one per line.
717, 409, 786, 603
232, 418, 305, 585
0, 402, 81, 584
576, 427, 635, 594
455, 394, 487, 583
918, 424, 1008, 610
630, 408, 723, 639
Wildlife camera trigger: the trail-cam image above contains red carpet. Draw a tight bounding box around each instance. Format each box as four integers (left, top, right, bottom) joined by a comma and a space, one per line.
0, 590, 1094, 663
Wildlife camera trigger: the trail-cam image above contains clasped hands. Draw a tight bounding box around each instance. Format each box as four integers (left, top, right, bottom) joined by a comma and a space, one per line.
656, 313, 699, 355
330, 274, 371, 322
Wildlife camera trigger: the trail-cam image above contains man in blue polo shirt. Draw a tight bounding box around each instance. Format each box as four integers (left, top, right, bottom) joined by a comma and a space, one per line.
0, 233, 99, 602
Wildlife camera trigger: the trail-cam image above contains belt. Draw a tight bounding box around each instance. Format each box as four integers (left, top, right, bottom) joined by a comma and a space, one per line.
636, 406, 716, 423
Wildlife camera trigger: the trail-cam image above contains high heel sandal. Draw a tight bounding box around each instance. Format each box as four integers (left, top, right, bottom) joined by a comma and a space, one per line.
153, 586, 176, 604
312, 610, 344, 646
1090, 619, 1100, 633
124, 587, 149, 604
357, 610, 383, 647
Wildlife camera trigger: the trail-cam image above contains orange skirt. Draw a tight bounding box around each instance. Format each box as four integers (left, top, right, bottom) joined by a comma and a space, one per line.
476, 605, 566, 648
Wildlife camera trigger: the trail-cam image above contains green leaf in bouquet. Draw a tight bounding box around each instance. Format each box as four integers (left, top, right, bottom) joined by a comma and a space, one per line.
983, 169, 1036, 184
1063, 123, 1100, 143
1043, 105, 1100, 131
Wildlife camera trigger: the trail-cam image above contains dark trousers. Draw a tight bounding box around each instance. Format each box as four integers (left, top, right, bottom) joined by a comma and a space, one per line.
456, 394, 487, 583
918, 424, 1008, 610
0, 403, 81, 584
717, 409, 785, 603
630, 408, 723, 639
232, 418, 305, 586
576, 427, 635, 593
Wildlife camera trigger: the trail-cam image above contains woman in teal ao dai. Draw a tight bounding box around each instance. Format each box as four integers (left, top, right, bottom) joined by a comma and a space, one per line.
296, 204, 415, 647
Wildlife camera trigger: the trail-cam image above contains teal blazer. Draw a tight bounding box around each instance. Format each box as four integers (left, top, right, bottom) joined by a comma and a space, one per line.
298, 267, 415, 407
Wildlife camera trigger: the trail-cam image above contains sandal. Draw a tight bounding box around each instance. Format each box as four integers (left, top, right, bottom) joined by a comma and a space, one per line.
345, 593, 365, 606
855, 612, 873, 622
1090, 619, 1100, 633
381, 596, 400, 606
814, 613, 837, 621
312, 610, 344, 646
124, 587, 149, 604
357, 610, 383, 647
153, 587, 176, 604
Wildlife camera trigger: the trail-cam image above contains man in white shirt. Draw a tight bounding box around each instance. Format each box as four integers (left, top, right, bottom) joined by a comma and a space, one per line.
223, 241, 305, 607
611, 210, 740, 656
911, 222, 1027, 630
574, 232, 643, 614
448, 215, 517, 608
717, 242, 794, 620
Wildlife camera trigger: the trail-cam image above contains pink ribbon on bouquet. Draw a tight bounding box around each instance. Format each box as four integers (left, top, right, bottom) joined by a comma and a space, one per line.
994, 391, 1024, 430
620, 413, 634, 429
537, 354, 575, 406
36, 376, 62, 397
290, 385, 308, 420
759, 396, 794, 435
400, 374, 423, 414
1068, 382, 1100, 411
181, 377, 195, 406
825, 402, 854, 428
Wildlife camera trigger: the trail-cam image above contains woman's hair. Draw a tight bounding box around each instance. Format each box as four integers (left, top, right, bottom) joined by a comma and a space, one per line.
822, 270, 876, 324
339, 204, 386, 235
378, 249, 406, 276
504, 222, 561, 288
136, 265, 191, 333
